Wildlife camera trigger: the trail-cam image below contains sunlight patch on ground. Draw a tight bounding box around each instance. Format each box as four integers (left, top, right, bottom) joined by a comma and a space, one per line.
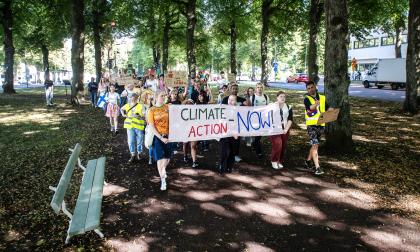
225, 174, 269, 189
317, 189, 378, 210
244, 241, 276, 252
352, 134, 388, 144
234, 200, 293, 225
22, 130, 41, 135
103, 183, 129, 197
397, 195, 420, 215
3, 229, 21, 241
200, 202, 238, 218
185, 190, 220, 201
106, 235, 159, 252
180, 226, 206, 235
325, 160, 359, 170
0, 109, 73, 126
342, 178, 376, 190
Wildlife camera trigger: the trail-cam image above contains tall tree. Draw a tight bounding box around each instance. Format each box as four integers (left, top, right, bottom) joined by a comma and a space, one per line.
1, 0, 15, 93
208, 0, 253, 75
71, 0, 85, 104
162, 4, 180, 73
91, 0, 108, 82
176, 0, 197, 79
403, 0, 419, 114
307, 0, 324, 84
260, 0, 271, 86
324, 0, 353, 151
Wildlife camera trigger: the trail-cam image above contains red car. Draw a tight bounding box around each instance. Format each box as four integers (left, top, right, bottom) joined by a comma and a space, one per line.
287, 73, 309, 83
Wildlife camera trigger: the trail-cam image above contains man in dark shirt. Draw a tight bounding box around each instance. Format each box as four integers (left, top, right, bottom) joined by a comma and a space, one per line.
87, 77, 98, 107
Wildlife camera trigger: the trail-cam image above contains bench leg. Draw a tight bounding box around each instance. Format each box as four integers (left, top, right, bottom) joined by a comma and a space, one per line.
94, 229, 104, 239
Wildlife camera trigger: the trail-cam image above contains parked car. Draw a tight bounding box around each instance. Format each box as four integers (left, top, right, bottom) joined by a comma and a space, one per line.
287, 73, 309, 83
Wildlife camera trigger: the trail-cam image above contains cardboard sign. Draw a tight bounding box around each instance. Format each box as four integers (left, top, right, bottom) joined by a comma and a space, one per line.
227, 73, 236, 83
169, 104, 283, 142
165, 71, 188, 87
111, 75, 139, 86
317, 108, 340, 125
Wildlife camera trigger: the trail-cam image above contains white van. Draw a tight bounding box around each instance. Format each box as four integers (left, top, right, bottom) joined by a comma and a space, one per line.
362, 58, 406, 90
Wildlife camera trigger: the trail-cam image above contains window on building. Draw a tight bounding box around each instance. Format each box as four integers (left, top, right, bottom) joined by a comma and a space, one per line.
353, 38, 379, 49
381, 36, 395, 46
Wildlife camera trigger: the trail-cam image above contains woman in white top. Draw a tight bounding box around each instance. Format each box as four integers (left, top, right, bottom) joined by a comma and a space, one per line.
269, 90, 293, 169
105, 84, 121, 134
144, 74, 158, 93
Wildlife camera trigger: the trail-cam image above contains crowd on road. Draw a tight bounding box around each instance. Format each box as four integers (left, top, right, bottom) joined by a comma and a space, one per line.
49, 70, 328, 191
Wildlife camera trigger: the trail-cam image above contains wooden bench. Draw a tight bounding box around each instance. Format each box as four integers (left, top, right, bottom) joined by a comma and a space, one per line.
49, 143, 106, 244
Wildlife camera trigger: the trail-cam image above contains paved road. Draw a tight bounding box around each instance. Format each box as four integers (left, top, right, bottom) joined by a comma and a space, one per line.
267, 82, 406, 102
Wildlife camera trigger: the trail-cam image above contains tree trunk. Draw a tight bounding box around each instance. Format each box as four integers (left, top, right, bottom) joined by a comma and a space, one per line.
71, 0, 85, 104
162, 8, 171, 73
308, 0, 324, 84
1, 0, 15, 94
403, 0, 420, 114
41, 44, 50, 81
92, 0, 104, 83
230, 20, 237, 75
260, 0, 270, 86
324, 0, 352, 152
186, 0, 197, 79
395, 21, 403, 58
251, 58, 256, 81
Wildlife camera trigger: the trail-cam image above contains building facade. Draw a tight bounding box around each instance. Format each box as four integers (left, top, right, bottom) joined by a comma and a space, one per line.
348, 31, 408, 72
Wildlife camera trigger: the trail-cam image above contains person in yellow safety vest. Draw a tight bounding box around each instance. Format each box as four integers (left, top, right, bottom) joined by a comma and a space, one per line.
120, 93, 146, 163
303, 81, 329, 175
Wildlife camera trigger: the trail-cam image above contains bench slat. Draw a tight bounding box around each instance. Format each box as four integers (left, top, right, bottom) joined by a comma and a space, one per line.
50, 143, 82, 214
68, 159, 97, 237
84, 157, 106, 232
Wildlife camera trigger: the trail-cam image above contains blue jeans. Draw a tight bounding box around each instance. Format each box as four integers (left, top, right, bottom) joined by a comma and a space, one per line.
127, 128, 144, 154
90, 91, 97, 106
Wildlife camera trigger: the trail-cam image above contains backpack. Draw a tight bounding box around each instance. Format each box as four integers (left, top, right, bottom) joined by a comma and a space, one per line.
251, 94, 268, 106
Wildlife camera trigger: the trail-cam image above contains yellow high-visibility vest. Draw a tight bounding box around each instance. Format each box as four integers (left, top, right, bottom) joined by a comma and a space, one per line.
305, 94, 326, 126
123, 103, 145, 130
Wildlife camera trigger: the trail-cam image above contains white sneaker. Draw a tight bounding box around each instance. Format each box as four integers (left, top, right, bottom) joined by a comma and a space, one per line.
234, 156, 242, 162
271, 162, 279, 169
277, 163, 284, 169
160, 179, 167, 191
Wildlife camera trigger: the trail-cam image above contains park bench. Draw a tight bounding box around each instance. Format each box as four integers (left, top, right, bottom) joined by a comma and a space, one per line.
49, 143, 106, 244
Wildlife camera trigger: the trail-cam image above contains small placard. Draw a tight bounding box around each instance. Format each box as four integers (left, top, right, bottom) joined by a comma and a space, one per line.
317, 108, 340, 125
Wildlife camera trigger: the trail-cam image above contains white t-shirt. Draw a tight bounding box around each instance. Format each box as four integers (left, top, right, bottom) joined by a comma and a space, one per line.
145, 79, 158, 93
106, 92, 120, 105
252, 94, 269, 106
217, 78, 227, 89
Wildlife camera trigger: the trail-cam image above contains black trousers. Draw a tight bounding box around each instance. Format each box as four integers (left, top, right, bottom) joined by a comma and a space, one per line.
219, 137, 235, 172
252, 136, 262, 155
232, 137, 241, 156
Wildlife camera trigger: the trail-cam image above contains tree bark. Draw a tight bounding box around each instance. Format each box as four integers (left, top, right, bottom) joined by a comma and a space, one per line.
403, 0, 420, 114
92, 0, 104, 83
1, 0, 15, 94
230, 20, 237, 75
152, 44, 161, 72
162, 8, 171, 73
260, 0, 271, 86
41, 44, 50, 81
71, 0, 85, 104
307, 0, 324, 84
324, 0, 352, 151
186, 0, 197, 79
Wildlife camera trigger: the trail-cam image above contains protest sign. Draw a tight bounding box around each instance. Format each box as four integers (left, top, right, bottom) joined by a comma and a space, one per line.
317, 108, 340, 125
111, 75, 139, 86
227, 73, 236, 83
168, 104, 283, 142
165, 71, 188, 87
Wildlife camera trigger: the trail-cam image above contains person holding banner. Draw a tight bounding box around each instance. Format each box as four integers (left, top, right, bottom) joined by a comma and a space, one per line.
250, 83, 270, 159
303, 81, 329, 175
120, 93, 145, 163
182, 99, 199, 168
269, 91, 293, 169
105, 84, 121, 134
217, 84, 228, 104
222, 83, 248, 162
147, 91, 173, 191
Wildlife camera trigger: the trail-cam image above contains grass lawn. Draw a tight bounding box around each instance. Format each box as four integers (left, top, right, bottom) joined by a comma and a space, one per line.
0, 86, 419, 251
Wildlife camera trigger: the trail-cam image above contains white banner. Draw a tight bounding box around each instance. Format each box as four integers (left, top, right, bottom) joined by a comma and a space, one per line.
169, 104, 283, 142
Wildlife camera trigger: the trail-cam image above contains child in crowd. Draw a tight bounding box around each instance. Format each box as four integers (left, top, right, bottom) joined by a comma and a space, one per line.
105, 84, 121, 134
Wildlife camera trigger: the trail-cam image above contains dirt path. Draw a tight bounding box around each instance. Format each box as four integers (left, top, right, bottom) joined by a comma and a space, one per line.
99, 129, 420, 251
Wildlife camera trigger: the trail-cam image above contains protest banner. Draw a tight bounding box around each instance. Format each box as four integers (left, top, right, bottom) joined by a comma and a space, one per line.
111, 75, 139, 86
165, 71, 188, 87
227, 73, 236, 83
168, 104, 283, 142
317, 108, 340, 125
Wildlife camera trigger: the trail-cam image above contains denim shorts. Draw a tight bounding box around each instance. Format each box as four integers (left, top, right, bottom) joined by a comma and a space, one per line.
152, 136, 174, 161
307, 126, 324, 145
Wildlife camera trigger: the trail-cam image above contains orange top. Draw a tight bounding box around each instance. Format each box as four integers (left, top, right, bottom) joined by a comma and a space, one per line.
148, 104, 169, 135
